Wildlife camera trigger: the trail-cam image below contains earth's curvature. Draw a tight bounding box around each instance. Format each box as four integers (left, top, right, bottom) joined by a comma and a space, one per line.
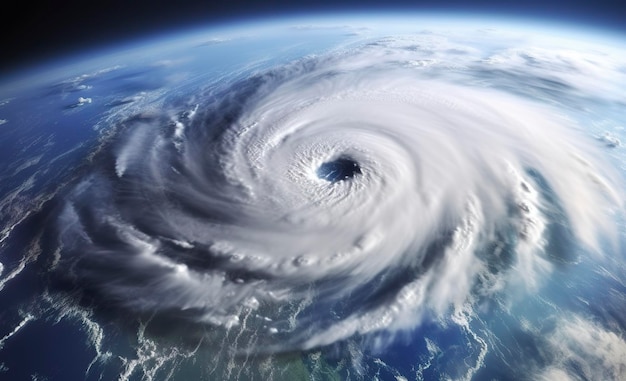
0, 15, 625, 381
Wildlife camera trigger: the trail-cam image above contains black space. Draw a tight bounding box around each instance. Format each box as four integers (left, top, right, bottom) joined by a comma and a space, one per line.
2, 0, 625, 73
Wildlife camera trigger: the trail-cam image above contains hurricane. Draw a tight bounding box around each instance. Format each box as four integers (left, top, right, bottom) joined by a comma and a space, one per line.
53, 37, 621, 355
2, 19, 626, 380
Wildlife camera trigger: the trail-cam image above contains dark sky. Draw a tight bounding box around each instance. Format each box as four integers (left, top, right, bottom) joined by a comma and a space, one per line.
3, 0, 625, 73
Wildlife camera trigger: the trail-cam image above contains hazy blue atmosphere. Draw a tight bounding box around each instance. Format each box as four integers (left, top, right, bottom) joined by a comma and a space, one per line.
4, 0, 626, 70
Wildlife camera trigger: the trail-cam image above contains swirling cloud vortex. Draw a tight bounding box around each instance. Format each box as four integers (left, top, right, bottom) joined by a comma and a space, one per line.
57, 40, 620, 352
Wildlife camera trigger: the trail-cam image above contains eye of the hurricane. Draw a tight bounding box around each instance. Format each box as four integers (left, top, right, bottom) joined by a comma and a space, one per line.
316, 157, 362, 182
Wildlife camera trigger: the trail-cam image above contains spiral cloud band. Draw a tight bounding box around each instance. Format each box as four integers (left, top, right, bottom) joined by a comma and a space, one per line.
56, 37, 620, 352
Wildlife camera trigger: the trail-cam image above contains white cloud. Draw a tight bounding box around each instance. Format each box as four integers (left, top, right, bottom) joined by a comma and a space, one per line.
539, 316, 626, 381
